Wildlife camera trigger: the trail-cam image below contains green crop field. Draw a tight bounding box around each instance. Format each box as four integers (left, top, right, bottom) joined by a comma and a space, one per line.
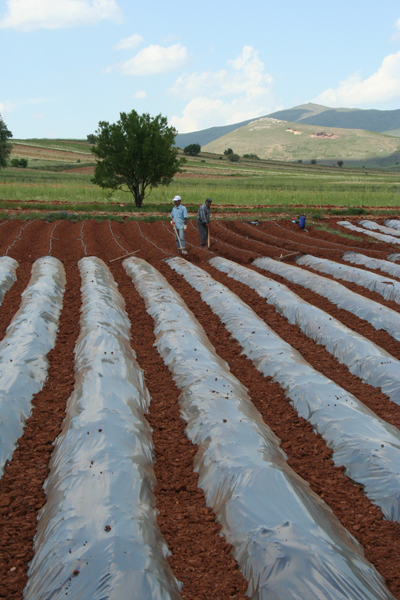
1, 139, 399, 219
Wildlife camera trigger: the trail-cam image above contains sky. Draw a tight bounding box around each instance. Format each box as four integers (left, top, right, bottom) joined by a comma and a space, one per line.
1, 0, 400, 139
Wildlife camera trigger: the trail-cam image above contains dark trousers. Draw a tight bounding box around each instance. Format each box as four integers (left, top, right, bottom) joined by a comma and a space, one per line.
197, 219, 208, 245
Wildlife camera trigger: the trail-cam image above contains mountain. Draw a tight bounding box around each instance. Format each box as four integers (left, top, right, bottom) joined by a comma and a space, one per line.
267, 103, 400, 136
174, 103, 400, 149
201, 118, 400, 167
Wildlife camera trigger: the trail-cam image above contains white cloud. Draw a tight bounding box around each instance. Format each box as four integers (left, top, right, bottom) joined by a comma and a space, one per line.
169, 46, 272, 99
0, 101, 16, 114
132, 90, 146, 99
113, 33, 143, 51
115, 43, 190, 76
315, 51, 400, 107
169, 46, 277, 133
392, 17, 400, 41
0, 0, 122, 31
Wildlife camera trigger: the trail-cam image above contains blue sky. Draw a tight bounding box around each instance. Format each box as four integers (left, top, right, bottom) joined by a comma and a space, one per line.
1, 0, 400, 139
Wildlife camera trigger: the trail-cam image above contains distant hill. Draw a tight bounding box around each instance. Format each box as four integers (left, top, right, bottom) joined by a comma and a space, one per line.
268, 103, 400, 136
202, 118, 400, 168
174, 103, 400, 149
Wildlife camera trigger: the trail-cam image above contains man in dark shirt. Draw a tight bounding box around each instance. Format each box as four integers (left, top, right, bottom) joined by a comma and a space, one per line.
197, 198, 212, 247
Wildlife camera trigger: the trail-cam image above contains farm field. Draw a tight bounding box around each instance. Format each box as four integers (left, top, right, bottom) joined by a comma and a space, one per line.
4, 139, 400, 210
1, 217, 400, 598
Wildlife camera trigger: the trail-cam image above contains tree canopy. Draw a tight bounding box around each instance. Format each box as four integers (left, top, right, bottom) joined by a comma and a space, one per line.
0, 116, 12, 169
92, 110, 184, 207
183, 143, 201, 156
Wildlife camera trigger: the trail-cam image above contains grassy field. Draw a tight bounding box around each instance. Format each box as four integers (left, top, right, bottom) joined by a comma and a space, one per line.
1, 140, 399, 218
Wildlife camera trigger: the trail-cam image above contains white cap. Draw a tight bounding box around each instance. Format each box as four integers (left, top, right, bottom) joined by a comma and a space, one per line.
173, 195, 181, 202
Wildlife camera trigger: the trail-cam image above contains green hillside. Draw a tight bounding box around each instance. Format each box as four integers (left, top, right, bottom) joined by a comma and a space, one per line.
202, 118, 400, 167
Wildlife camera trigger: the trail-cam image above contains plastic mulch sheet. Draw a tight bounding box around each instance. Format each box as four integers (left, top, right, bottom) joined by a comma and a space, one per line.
24, 257, 182, 600
388, 254, 400, 263
343, 251, 400, 279
0, 256, 18, 305
359, 220, 400, 237
124, 256, 395, 600
168, 256, 400, 522
385, 219, 400, 231
0, 256, 65, 478
253, 255, 400, 343
296, 254, 400, 304
210, 256, 400, 407
338, 221, 400, 245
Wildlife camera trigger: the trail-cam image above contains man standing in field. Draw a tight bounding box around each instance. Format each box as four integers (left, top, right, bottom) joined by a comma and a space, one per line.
170, 195, 188, 254
197, 198, 212, 247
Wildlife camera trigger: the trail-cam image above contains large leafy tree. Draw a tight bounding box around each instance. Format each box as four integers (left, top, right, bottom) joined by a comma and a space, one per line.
92, 110, 184, 207
0, 115, 12, 169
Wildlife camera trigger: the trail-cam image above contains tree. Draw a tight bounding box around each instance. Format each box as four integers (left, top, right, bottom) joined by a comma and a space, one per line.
91, 110, 184, 207
10, 158, 28, 168
224, 148, 233, 156
227, 153, 240, 163
87, 134, 97, 144
310, 159, 317, 165
0, 115, 12, 169
183, 143, 201, 156
337, 160, 344, 168
243, 153, 259, 159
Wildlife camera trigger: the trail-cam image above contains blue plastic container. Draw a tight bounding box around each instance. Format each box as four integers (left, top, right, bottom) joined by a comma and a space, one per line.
299, 215, 306, 228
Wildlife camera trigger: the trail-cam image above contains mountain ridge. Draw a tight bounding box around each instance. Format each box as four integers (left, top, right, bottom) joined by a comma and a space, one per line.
174, 103, 400, 149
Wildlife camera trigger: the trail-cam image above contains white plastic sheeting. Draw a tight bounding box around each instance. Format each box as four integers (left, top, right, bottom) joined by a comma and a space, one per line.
296, 254, 400, 305
124, 256, 395, 600
385, 220, 400, 231
210, 256, 400, 406
168, 256, 400, 522
338, 221, 400, 245
388, 253, 400, 263
24, 257, 182, 600
359, 220, 400, 237
0, 256, 65, 478
0, 256, 18, 305
253, 255, 400, 343
343, 252, 400, 279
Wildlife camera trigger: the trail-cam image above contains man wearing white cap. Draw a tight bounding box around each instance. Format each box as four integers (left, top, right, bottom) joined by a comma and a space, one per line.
170, 195, 188, 254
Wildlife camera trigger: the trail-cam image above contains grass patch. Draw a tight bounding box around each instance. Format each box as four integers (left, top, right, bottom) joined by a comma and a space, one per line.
329, 207, 367, 215
311, 222, 370, 242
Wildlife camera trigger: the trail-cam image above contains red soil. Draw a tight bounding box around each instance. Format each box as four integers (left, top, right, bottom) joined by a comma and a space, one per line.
0, 217, 399, 598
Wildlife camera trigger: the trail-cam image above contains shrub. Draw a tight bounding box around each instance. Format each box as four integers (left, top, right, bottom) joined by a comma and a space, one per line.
224, 148, 233, 156
310, 159, 317, 165
243, 153, 260, 159
227, 153, 240, 163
